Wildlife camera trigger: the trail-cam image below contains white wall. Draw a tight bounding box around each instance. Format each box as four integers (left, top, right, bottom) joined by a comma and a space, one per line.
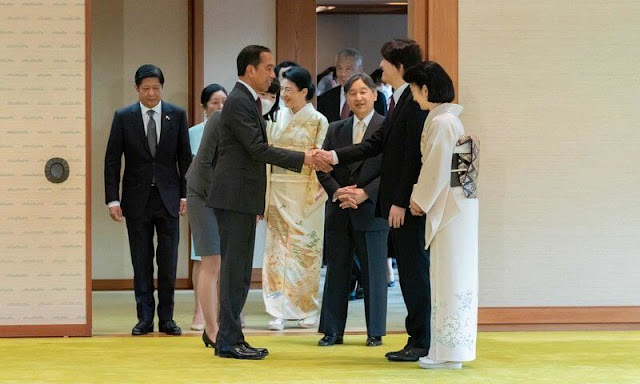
203, 0, 276, 267
91, 0, 190, 280
459, 0, 640, 306
317, 14, 407, 75
203, 0, 276, 91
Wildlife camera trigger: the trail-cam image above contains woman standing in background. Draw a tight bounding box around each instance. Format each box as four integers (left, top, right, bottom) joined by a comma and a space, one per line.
186, 84, 226, 334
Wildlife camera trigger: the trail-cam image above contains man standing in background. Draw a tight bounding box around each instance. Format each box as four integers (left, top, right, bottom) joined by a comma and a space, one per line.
104, 64, 191, 336
317, 48, 387, 123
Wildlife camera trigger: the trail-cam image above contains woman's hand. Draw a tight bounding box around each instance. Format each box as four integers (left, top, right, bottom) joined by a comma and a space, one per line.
409, 199, 425, 216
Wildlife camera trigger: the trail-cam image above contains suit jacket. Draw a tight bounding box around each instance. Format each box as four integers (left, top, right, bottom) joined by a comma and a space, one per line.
317, 85, 387, 123
334, 86, 428, 226
318, 113, 388, 232
185, 111, 221, 198
207, 82, 305, 215
104, 101, 191, 219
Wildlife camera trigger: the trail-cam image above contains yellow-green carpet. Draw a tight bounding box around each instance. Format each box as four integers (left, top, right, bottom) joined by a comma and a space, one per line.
2, 332, 640, 383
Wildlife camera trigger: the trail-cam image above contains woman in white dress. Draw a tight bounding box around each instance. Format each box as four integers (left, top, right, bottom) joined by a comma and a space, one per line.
404, 61, 479, 370
262, 66, 329, 330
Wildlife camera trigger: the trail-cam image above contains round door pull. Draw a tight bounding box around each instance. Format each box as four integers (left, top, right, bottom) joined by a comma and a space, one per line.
44, 158, 70, 183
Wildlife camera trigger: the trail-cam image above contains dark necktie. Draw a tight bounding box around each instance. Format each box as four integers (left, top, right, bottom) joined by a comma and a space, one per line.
255, 97, 262, 116
147, 110, 157, 157
388, 97, 395, 117
340, 100, 351, 119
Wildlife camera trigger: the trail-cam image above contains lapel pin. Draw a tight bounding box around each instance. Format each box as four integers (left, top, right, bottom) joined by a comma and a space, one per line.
165, 115, 170, 121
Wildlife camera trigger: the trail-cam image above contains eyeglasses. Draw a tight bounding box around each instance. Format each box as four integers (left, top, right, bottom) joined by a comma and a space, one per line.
280, 86, 297, 95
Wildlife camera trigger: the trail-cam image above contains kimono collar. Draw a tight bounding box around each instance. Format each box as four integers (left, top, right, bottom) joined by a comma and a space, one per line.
287, 102, 315, 119
426, 103, 463, 125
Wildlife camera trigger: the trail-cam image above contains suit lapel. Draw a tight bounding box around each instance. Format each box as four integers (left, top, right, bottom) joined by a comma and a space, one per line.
158, 102, 174, 154
130, 103, 152, 157
236, 82, 267, 141
383, 87, 411, 143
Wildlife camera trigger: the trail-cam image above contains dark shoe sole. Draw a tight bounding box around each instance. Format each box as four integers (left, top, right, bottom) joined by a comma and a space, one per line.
131, 327, 153, 336
387, 355, 420, 362
318, 337, 343, 346
216, 350, 266, 360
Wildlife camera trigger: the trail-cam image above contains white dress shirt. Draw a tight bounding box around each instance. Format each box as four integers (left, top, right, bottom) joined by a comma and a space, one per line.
238, 79, 259, 101
352, 109, 374, 144
140, 101, 162, 143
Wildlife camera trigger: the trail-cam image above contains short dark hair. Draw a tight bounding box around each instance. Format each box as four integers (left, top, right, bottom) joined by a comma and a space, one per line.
282, 66, 315, 101
237, 45, 271, 76
135, 64, 164, 86
380, 39, 422, 73
275, 60, 299, 78
403, 61, 455, 103
317, 66, 336, 84
264, 78, 281, 122
369, 68, 383, 85
200, 83, 227, 106
344, 73, 377, 94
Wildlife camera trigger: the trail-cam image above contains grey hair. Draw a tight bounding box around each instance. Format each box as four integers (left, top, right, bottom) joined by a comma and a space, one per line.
336, 48, 363, 69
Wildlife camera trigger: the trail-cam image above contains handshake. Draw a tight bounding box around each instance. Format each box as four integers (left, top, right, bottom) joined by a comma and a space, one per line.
304, 149, 335, 173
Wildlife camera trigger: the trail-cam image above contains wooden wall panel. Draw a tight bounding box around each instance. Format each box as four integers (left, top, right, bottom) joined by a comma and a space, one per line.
0, 0, 91, 337
276, 0, 316, 79
409, 0, 458, 99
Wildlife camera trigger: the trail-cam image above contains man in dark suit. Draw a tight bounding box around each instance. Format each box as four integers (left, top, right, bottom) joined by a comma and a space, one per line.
317, 48, 387, 123
317, 73, 389, 348
104, 64, 191, 336
207, 45, 332, 360
315, 39, 431, 362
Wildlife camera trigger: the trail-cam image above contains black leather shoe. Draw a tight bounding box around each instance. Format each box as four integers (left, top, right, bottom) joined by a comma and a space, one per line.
159, 320, 182, 336
131, 320, 153, 336
366, 336, 383, 346
216, 343, 267, 360
385, 346, 428, 361
318, 334, 344, 346
202, 330, 215, 348
241, 341, 268, 356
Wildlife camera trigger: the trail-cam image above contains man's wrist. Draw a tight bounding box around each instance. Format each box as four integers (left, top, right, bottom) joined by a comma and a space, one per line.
107, 201, 120, 208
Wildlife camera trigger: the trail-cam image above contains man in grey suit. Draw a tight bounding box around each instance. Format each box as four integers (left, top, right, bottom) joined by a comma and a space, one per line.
317, 73, 389, 347
206, 45, 332, 360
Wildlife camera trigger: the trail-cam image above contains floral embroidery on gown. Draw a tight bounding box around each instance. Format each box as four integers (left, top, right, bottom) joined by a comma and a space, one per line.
262, 103, 328, 320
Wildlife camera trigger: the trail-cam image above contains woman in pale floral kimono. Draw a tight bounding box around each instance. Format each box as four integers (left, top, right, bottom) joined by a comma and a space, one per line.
405, 61, 479, 370
262, 67, 329, 330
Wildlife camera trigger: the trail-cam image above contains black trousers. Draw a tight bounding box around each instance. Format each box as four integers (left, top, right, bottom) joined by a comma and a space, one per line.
391, 214, 431, 349
214, 208, 256, 348
125, 187, 179, 322
319, 222, 389, 337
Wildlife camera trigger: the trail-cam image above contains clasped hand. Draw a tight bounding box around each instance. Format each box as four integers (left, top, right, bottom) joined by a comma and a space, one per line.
334, 185, 368, 210
304, 149, 334, 172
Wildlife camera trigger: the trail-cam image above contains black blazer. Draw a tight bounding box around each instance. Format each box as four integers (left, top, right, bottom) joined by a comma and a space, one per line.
185, 110, 221, 198
207, 82, 305, 215
317, 85, 387, 123
104, 101, 191, 219
334, 86, 428, 226
317, 112, 388, 232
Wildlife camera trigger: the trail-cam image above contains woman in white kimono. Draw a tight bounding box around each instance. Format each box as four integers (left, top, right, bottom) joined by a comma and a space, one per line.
262, 67, 329, 330
405, 61, 479, 370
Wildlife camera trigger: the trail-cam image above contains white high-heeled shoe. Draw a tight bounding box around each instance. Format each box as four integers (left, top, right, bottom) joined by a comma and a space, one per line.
418, 357, 462, 370
268, 318, 285, 331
